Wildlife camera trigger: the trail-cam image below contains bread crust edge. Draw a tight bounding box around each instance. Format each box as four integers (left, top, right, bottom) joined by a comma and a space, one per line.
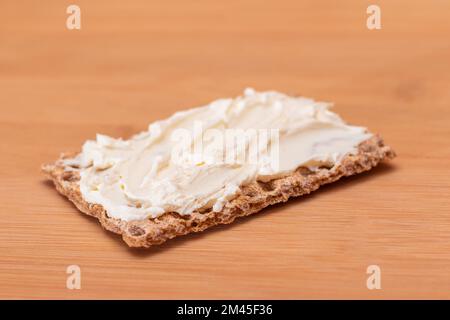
42, 135, 396, 248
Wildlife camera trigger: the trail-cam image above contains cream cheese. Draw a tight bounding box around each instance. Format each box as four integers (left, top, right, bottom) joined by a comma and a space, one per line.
73, 89, 372, 221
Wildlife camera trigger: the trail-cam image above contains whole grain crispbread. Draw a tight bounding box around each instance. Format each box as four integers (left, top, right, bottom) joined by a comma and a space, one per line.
42, 135, 395, 248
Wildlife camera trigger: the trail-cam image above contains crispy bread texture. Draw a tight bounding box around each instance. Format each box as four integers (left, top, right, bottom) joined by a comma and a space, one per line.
42, 135, 395, 248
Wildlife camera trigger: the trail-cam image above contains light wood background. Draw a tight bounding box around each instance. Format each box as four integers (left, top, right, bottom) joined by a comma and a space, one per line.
1, 0, 450, 299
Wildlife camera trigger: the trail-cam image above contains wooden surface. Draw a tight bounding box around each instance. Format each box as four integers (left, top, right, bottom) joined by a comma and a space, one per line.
1, 0, 450, 299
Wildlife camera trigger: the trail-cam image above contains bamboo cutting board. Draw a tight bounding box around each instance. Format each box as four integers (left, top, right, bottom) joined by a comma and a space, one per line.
1, 0, 450, 299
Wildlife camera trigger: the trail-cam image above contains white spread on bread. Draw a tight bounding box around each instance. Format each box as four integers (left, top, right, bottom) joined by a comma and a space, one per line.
68, 89, 372, 221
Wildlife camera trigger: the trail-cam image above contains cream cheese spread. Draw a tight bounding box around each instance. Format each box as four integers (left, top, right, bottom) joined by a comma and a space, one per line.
70, 89, 372, 221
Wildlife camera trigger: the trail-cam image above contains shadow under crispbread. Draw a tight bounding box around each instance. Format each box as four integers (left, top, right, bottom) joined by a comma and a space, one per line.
42, 135, 395, 248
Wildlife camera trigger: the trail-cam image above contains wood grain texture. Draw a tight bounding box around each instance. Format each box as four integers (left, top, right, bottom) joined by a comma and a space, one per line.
1, 0, 449, 299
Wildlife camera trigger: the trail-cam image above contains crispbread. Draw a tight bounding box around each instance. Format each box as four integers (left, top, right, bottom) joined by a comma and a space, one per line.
42, 135, 395, 248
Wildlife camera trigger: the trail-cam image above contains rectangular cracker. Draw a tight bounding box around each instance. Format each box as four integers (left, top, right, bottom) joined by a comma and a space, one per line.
42, 135, 395, 248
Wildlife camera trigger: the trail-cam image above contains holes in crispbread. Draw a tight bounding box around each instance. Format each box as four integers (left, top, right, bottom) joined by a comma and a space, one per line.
257, 180, 275, 192
128, 225, 145, 236
61, 171, 79, 182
